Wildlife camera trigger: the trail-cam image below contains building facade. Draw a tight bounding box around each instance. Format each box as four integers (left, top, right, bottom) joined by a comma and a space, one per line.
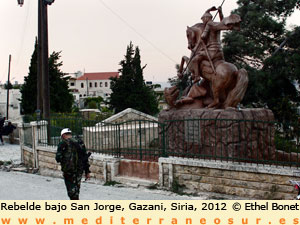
68, 72, 119, 103
0, 88, 22, 122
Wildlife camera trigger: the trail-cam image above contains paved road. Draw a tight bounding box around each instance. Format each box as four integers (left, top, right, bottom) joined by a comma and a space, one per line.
0, 170, 206, 200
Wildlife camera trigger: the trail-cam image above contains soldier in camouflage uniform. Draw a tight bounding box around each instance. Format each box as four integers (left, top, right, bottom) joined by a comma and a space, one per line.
56, 128, 91, 200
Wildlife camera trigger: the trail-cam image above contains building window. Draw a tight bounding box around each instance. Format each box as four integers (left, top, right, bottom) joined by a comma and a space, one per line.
89, 82, 92, 88
95, 82, 97, 87
70, 82, 75, 86
105, 82, 108, 87
84, 94, 86, 97
79, 94, 82, 97
100, 82, 102, 87
81, 83, 84, 88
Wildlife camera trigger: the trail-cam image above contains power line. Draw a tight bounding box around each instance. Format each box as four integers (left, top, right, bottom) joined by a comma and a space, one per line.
97, 0, 177, 64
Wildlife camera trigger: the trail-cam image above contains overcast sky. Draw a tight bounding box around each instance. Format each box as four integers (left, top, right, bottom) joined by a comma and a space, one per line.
0, 0, 299, 84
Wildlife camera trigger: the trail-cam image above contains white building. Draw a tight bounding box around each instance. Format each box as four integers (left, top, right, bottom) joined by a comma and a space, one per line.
0, 88, 22, 122
68, 72, 119, 103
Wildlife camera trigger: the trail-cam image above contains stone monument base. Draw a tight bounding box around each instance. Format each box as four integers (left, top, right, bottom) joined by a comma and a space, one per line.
158, 108, 276, 163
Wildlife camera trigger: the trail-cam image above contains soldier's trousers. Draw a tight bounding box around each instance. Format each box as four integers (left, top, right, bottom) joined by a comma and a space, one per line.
63, 172, 83, 200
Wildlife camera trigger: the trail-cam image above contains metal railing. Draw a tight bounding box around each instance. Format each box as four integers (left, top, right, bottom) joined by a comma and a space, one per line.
163, 118, 300, 167
36, 117, 163, 161
30, 116, 300, 166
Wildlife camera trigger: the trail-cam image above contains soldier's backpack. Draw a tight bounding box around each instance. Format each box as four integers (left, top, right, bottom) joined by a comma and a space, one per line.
61, 138, 86, 174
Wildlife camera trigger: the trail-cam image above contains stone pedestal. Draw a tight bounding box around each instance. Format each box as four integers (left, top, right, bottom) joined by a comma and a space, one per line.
158, 108, 275, 163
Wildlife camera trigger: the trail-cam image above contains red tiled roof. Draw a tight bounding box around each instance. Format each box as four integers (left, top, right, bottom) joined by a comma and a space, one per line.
77, 72, 119, 80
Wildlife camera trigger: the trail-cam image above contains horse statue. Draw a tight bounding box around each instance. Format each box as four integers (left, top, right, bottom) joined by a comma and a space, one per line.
165, 6, 248, 110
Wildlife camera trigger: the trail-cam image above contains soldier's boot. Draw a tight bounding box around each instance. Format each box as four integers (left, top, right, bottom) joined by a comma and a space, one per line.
70, 196, 79, 200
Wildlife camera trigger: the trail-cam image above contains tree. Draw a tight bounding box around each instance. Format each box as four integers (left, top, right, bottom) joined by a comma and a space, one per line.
13, 84, 22, 89
20, 41, 38, 114
20, 41, 73, 115
4, 81, 13, 90
109, 42, 159, 115
84, 96, 104, 109
222, 0, 300, 122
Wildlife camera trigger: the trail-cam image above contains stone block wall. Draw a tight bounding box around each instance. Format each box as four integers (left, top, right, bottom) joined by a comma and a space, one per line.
37, 147, 61, 177
21, 144, 120, 182
88, 154, 119, 182
21, 140, 300, 199
22, 147, 34, 168
159, 157, 300, 199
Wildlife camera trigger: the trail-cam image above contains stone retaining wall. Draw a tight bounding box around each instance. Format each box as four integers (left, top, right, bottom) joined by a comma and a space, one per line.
21, 144, 120, 182
22, 146, 34, 168
37, 146, 61, 177
159, 157, 300, 199
21, 143, 300, 199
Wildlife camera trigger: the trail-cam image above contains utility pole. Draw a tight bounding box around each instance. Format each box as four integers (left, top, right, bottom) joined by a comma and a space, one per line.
37, 0, 43, 114
6, 55, 11, 120
41, 1, 50, 121
18, 0, 54, 120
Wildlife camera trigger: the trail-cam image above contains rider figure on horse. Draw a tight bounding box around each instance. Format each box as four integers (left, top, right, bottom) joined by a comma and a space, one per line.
175, 6, 229, 106
193, 6, 237, 78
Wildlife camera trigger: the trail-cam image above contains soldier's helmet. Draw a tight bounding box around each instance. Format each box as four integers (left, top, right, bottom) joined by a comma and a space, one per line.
201, 12, 213, 21
61, 128, 72, 136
